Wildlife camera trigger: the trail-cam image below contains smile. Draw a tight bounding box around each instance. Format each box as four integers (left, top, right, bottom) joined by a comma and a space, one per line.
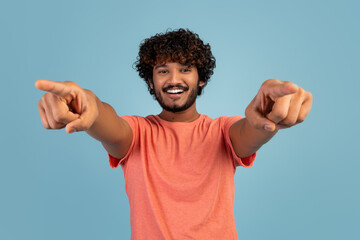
166, 89, 184, 94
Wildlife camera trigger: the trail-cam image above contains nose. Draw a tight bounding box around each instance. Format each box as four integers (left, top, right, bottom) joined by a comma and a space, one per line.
168, 70, 182, 84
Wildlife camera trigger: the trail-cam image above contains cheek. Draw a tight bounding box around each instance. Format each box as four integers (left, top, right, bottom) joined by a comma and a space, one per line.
152, 77, 164, 89
154, 82, 162, 91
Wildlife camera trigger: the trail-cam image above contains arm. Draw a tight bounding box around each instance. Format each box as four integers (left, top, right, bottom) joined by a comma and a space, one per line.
35, 80, 132, 159
229, 118, 277, 158
229, 79, 313, 158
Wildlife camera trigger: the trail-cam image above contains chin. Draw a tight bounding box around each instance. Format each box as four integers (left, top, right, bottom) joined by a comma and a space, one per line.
155, 87, 198, 113
163, 104, 190, 113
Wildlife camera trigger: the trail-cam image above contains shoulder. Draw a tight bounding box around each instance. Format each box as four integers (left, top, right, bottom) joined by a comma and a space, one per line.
206, 115, 243, 127
120, 115, 156, 122
120, 115, 162, 128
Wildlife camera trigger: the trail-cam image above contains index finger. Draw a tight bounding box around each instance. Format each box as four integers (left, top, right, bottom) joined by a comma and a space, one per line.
264, 81, 299, 98
35, 80, 72, 97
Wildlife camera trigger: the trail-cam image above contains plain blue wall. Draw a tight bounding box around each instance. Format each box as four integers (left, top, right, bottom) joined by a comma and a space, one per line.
1, 0, 359, 239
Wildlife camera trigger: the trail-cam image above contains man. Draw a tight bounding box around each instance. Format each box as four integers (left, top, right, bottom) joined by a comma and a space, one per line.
35, 29, 312, 239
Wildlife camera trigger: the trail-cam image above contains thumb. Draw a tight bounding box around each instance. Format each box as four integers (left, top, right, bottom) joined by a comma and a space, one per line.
246, 100, 277, 132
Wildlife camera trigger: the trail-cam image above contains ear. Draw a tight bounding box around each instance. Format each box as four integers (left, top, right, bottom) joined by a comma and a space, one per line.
199, 81, 204, 87
148, 78, 154, 89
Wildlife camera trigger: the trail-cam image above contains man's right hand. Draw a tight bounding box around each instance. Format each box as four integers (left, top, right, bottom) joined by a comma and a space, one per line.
35, 80, 99, 134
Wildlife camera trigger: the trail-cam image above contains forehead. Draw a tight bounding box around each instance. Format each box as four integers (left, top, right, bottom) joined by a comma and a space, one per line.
154, 62, 193, 69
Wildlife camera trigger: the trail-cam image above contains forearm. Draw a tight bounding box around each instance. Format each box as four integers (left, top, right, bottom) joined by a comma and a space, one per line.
85, 92, 130, 145
230, 118, 278, 158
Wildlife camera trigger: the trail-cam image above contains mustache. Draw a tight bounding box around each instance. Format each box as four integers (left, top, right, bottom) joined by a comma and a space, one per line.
162, 84, 189, 92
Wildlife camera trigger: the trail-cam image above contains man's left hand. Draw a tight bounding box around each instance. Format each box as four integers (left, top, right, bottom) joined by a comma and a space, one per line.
245, 79, 313, 132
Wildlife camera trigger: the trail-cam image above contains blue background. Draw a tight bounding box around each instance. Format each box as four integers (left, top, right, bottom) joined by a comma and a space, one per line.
1, 0, 359, 239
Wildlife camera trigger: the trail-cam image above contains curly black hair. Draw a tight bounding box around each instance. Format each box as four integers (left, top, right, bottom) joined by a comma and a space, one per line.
134, 28, 216, 95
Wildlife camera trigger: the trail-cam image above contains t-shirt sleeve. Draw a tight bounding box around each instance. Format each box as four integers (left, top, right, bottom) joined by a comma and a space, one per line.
222, 116, 256, 168
108, 116, 137, 169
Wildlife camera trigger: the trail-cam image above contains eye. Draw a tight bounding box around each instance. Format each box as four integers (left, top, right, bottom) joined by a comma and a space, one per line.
181, 68, 191, 73
158, 69, 168, 74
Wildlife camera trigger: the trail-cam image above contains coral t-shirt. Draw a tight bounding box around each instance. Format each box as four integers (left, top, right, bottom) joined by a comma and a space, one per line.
108, 114, 256, 240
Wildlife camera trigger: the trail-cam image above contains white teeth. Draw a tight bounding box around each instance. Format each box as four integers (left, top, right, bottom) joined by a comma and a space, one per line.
167, 89, 184, 94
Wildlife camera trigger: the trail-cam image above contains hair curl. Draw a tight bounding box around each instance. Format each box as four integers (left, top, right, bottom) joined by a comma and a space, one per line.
135, 28, 216, 95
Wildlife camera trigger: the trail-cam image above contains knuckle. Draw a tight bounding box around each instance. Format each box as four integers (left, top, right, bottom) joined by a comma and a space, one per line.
44, 92, 52, 98
43, 92, 57, 103
307, 91, 313, 101
64, 81, 79, 88
47, 115, 66, 129
265, 78, 279, 84
297, 116, 305, 123
41, 119, 50, 129
282, 80, 291, 85
262, 79, 274, 87
49, 121, 65, 129
281, 117, 297, 126
53, 106, 70, 122
47, 119, 57, 129
53, 112, 67, 123
273, 110, 287, 120
297, 87, 305, 96
84, 89, 94, 95
40, 118, 50, 129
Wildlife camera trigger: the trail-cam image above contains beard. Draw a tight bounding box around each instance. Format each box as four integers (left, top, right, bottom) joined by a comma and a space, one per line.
154, 85, 198, 113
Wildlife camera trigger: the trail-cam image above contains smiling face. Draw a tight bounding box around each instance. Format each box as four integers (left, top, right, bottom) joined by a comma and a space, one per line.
150, 62, 204, 113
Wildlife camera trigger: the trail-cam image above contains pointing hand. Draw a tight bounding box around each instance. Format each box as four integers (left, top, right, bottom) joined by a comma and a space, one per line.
245, 79, 313, 132
35, 80, 99, 134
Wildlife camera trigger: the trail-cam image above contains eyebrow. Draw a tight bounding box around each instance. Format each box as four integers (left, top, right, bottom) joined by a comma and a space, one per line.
154, 64, 191, 69
154, 64, 167, 69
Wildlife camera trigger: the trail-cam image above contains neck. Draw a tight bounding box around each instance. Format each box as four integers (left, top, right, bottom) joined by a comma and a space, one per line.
158, 103, 200, 122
